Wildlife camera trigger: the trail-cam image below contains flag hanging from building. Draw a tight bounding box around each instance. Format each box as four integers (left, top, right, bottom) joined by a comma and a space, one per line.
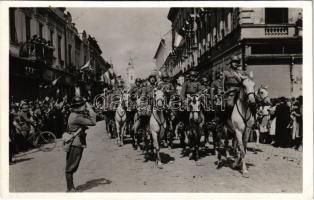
80, 59, 92, 72
104, 70, 113, 85
52, 76, 62, 86
174, 31, 185, 48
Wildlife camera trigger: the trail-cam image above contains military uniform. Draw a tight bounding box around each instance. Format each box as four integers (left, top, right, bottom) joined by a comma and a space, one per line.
222, 56, 247, 108
155, 73, 175, 146
157, 80, 175, 102
180, 80, 202, 99
66, 97, 96, 192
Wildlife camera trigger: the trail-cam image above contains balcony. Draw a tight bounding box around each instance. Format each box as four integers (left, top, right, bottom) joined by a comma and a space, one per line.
19, 41, 55, 65
265, 25, 288, 36
241, 24, 298, 39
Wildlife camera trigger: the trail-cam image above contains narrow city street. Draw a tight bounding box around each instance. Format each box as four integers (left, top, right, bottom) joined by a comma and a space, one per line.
10, 120, 302, 193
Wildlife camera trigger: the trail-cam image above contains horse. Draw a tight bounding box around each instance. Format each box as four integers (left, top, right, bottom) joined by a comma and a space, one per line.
115, 93, 128, 146
133, 95, 151, 151
169, 94, 187, 149
256, 85, 270, 105
253, 85, 271, 149
149, 89, 167, 167
224, 76, 256, 177
187, 94, 204, 162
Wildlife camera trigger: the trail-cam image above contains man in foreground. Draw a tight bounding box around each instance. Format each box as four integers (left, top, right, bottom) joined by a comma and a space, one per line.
65, 96, 96, 192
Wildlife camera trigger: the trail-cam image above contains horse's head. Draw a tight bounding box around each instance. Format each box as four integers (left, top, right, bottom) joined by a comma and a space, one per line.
120, 93, 128, 110
188, 94, 201, 112
240, 76, 256, 105
187, 94, 201, 123
256, 85, 270, 105
154, 89, 165, 111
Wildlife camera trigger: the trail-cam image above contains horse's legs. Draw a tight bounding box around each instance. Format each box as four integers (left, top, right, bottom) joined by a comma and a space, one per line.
190, 126, 200, 161
234, 129, 248, 176
121, 122, 126, 146
255, 129, 260, 152
115, 121, 121, 146
151, 130, 161, 166
242, 127, 251, 176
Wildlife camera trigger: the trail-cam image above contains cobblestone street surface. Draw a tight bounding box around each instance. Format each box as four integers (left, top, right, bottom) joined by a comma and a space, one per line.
10, 121, 302, 192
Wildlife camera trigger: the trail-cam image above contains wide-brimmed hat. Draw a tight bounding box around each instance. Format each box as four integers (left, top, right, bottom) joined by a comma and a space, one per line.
135, 78, 142, 83
230, 55, 240, 64
71, 96, 85, 108
148, 72, 157, 80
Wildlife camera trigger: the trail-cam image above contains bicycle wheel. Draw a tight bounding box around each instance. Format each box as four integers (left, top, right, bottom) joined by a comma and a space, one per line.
36, 131, 57, 152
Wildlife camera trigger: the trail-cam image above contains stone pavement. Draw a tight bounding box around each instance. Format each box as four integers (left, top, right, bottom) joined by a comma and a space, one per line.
10, 120, 302, 192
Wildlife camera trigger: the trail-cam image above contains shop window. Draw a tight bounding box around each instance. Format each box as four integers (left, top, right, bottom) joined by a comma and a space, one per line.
265, 8, 288, 24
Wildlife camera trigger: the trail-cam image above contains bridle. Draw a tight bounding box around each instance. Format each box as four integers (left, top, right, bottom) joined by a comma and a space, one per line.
256, 88, 269, 104
240, 78, 255, 102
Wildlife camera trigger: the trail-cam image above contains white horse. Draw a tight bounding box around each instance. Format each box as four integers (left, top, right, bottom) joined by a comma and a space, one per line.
149, 89, 167, 167
253, 85, 271, 150
115, 93, 128, 146
225, 76, 256, 178
187, 94, 204, 162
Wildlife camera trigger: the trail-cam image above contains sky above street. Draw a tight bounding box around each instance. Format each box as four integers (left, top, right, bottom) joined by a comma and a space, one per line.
67, 8, 171, 79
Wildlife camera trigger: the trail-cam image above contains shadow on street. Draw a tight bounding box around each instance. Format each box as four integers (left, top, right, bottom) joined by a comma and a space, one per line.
76, 178, 112, 192
11, 157, 33, 165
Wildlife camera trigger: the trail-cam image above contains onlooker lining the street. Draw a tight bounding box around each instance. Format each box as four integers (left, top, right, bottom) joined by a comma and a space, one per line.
275, 97, 292, 148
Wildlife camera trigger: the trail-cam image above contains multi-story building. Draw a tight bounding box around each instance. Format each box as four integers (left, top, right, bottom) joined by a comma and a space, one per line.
167, 8, 303, 98
9, 7, 110, 100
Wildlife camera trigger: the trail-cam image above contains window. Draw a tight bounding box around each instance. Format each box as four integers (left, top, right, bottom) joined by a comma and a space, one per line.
68, 44, 72, 65
265, 8, 288, 24
50, 30, 54, 45
10, 8, 17, 43
39, 23, 43, 38
25, 16, 31, 41
57, 35, 61, 62
130, 75, 133, 81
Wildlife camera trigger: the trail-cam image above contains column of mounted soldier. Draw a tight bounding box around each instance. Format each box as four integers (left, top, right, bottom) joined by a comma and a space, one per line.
92, 55, 269, 176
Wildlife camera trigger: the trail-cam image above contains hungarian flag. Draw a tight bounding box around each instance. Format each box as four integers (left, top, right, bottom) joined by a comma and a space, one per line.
52, 76, 62, 86
104, 70, 113, 85
174, 31, 185, 48
80, 60, 92, 72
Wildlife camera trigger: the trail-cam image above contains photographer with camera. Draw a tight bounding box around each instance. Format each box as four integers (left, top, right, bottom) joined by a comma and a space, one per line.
65, 96, 96, 192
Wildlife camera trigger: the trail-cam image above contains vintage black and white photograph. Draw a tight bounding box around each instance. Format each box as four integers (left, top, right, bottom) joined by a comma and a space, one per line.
7, 5, 306, 194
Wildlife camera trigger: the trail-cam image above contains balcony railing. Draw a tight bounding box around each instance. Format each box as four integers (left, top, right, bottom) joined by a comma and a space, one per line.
19, 41, 55, 65
265, 25, 289, 36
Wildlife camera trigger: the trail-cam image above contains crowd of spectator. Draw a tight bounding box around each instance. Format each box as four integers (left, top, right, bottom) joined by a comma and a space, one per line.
254, 95, 303, 151
20, 34, 54, 65
9, 94, 70, 164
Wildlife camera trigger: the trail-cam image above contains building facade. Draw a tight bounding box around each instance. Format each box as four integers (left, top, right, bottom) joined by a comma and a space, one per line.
9, 7, 110, 100
166, 8, 303, 98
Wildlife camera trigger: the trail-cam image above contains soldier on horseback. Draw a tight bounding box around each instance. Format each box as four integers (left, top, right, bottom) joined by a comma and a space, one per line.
180, 70, 204, 160
223, 55, 247, 111
180, 70, 202, 99
142, 73, 158, 105
157, 71, 175, 147
129, 78, 143, 148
